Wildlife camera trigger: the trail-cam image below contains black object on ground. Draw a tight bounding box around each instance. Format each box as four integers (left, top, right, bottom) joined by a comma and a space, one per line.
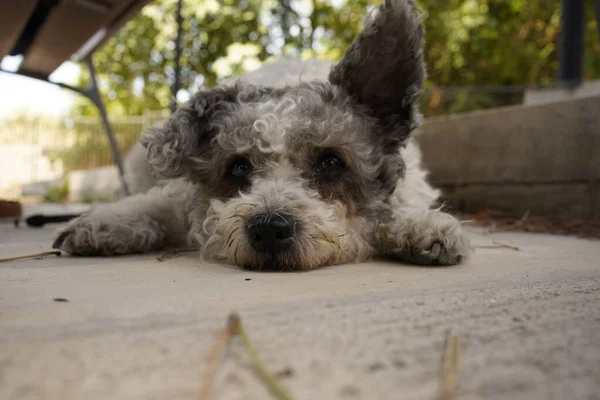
26, 214, 82, 228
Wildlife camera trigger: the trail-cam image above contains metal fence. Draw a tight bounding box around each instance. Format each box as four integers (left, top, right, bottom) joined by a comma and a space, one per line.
0, 111, 167, 197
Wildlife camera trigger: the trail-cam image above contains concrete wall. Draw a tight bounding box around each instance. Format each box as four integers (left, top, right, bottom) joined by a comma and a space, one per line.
418, 95, 600, 218
524, 80, 600, 105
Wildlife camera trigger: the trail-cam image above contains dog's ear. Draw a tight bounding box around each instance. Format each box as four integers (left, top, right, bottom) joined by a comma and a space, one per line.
329, 0, 425, 150
141, 86, 240, 179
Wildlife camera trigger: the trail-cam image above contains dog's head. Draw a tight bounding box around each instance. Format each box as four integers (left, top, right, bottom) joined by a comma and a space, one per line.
142, 0, 425, 270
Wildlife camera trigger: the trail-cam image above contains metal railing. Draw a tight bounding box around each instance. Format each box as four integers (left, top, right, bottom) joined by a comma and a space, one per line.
0, 111, 168, 197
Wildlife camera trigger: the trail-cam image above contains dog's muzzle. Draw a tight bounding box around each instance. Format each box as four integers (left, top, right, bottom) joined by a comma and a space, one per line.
246, 212, 296, 254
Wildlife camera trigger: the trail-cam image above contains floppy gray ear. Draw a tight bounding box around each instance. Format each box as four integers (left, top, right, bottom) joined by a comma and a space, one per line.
141, 86, 240, 179
329, 0, 425, 150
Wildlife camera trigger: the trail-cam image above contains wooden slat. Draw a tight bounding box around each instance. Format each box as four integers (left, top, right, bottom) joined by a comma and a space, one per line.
0, 1, 38, 60
19, 0, 138, 78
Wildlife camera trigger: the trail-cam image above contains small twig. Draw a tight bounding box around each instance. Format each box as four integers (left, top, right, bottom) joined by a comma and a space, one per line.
198, 315, 238, 400
231, 314, 296, 400
492, 240, 520, 251
439, 333, 463, 400
156, 247, 199, 261
473, 240, 520, 251
0, 251, 61, 263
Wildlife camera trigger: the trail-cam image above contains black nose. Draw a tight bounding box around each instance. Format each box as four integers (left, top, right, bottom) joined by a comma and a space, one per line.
247, 213, 296, 253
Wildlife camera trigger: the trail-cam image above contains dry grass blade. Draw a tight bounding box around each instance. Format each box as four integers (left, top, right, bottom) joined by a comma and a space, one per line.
230, 314, 296, 400
474, 240, 519, 251
439, 333, 463, 400
515, 210, 530, 227
198, 313, 295, 400
198, 314, 238, 400
0, 251, 61, 263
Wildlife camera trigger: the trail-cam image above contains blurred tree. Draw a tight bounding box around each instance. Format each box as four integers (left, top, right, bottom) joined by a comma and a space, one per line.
73, 0, 600, 117
419, 0, 600, 115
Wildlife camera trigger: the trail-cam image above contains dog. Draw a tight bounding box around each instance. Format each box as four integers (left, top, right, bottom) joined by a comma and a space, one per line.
53, 0, 471, 271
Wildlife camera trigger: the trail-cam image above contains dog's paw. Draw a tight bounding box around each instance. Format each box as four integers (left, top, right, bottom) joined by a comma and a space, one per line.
379, 209, 472, 266
53, 214, 101, 256
52, 229, 73, 252
52, 214, 129, 256
403, 239, 466, 266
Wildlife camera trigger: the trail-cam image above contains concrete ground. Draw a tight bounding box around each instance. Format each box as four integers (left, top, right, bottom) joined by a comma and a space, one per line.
1, 214, 599, 400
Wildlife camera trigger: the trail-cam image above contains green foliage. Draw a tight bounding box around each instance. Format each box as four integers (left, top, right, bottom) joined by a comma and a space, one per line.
73, 0, 600, 117
44, 180, 69, 203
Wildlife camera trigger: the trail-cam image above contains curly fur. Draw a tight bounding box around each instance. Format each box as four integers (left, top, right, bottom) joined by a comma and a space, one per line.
54, 0, 471, 270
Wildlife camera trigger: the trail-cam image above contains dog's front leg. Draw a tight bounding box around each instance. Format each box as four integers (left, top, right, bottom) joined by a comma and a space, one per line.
52, 184, 189, 256
377, 208, 471, 266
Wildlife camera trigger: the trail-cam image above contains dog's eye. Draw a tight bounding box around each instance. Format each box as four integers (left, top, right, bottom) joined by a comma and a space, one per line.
227, 157, 253, 179
316, 152, 345, 174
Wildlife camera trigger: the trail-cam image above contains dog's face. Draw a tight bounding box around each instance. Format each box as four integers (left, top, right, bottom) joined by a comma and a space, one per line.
143, 0, 425, 270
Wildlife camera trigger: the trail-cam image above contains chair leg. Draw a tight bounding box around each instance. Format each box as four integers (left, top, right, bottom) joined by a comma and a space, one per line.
84, 57, 130, 197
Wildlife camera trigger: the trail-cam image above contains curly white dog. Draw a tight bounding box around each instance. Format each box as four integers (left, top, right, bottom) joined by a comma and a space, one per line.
53, 0, 471, 271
